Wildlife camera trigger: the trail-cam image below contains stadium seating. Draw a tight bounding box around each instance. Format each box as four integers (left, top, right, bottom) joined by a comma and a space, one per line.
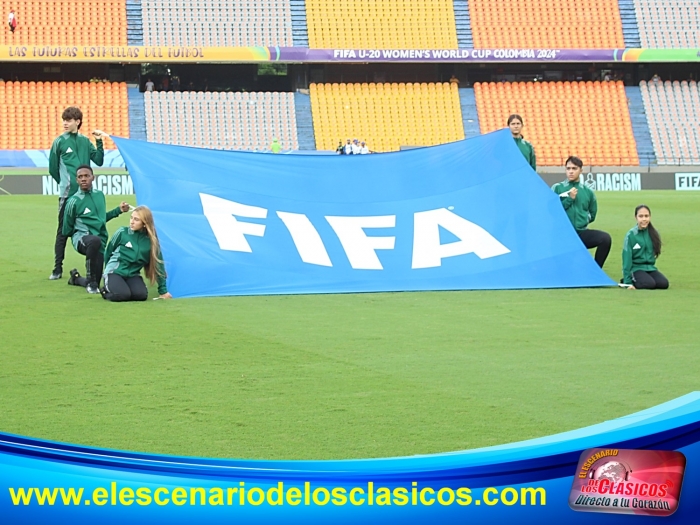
469, 0, 624, 49
309, 82, 464, 152
640, 80, 700, 165
634, 0, 700, 48
0, 0, 127, 46
144, 91, 299, 151
0, 81, 128, 150
141, 0, 292, 47
474, 81, 638, 166
305, 0, 457, 49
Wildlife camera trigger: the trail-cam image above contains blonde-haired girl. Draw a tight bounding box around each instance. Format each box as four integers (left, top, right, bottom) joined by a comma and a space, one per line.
102, 205, 172, 301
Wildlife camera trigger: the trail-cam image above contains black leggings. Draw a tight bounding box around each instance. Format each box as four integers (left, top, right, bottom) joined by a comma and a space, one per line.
578, 229, 612, 268
68, 235, 103, 287
103, 273, 148, 302
54, 197, 69, 272
633, 270, 669, 290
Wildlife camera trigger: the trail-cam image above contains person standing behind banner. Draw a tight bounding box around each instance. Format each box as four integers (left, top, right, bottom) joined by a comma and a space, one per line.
507, 114, 536, 170
270, 137, 282, 154
63, 165, 129, 294
48, 107, 106, 280
102, 206, 171, 302
344, 138, 353, 155
621, 205, 669, 290
552, 156, 612, 268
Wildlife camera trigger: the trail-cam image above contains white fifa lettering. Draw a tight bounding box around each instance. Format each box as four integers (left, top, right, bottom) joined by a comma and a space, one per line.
277, 211, 332, 266
412, 208, 510, 268
200, 193, 267, 252
326, 215, 396, 270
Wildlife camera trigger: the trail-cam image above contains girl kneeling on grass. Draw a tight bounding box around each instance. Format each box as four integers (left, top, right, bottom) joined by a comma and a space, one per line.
102, 205, 172, 301
621, 204, 669, 290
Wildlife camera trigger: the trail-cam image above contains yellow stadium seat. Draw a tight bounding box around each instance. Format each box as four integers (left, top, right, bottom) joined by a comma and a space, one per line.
310, 82, 464, 152
306, 0, 458, 49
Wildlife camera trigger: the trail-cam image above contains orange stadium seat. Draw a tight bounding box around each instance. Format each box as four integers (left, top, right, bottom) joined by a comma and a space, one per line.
474, 80, 638, 166
0, 0, 127, 46
469, 0, 624, 49
310, 82, 464, 152
0, 81, 129, 150
306, 0, 457, 49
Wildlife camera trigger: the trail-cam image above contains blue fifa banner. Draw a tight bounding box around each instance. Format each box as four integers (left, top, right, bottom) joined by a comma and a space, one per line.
2, 393, 700, 523
113, 130, 613, 298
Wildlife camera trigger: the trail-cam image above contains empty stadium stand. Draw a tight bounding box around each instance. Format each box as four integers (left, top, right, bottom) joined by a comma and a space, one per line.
0, 81, 128, 150
141, 0, 292, 47
144, 91, 299, 151
618, 0, 642, 48
126, 0, 144, 45
310, 82, 464, 152
640, 80, 700, 165
0, 0, 127, 46
453, 0, 474, 48
634, 0, 700, 48
468, 0, 625, 49
458, 88, 481, 138
625, 86, 655, 165
305, 0, 458, 49
474, 80, 639, 166
293, 91, 316, 150
290, 0, 309, 47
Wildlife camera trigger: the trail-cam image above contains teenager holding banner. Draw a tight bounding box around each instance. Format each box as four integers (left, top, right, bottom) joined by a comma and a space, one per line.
621, 205, 669, 290
48, 107, 107, 280
63, 165, 129, 293
102, 205, 171, 302
508, 114, 536, 170
551, 156, 612, 268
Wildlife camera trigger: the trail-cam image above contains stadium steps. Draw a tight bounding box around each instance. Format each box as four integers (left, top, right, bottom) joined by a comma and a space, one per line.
290, 0, 310, 47
453, 0, 474, 48
294, 92, 316, 150
126, 0, 144, 46
459, 88, 480, 138
618, 0, 641, 48
626, 86, 656, 166
127, 87, 148, 141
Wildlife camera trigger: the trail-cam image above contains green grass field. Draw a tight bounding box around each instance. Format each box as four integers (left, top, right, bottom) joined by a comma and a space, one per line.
0, 193, 699, 460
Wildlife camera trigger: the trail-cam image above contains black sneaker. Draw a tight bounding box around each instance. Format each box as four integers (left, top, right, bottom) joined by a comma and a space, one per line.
68, 268, 80, 286
49, 269, 63, 280
86, 283, 100, 294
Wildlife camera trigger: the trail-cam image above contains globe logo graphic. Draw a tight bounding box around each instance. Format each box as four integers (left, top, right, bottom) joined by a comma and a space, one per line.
594, 461, 629, 483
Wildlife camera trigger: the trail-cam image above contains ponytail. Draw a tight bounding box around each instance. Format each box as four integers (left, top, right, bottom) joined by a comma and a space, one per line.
647, 222, 662, 257
635, 204, 662, 257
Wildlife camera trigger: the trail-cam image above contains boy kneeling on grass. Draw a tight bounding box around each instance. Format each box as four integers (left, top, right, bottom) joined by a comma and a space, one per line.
61, 164, 129, 294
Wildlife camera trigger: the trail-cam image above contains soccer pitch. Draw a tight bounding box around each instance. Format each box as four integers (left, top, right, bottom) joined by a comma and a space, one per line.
0, 192, 698, 461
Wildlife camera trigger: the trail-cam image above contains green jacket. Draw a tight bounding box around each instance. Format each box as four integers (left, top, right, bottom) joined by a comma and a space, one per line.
49, 133, 104, 200
514, 136, 536, 170
104, 227, 168, 295
61, 188, 122, 250
622, 225, 658, 285
551, 179, 598, 231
